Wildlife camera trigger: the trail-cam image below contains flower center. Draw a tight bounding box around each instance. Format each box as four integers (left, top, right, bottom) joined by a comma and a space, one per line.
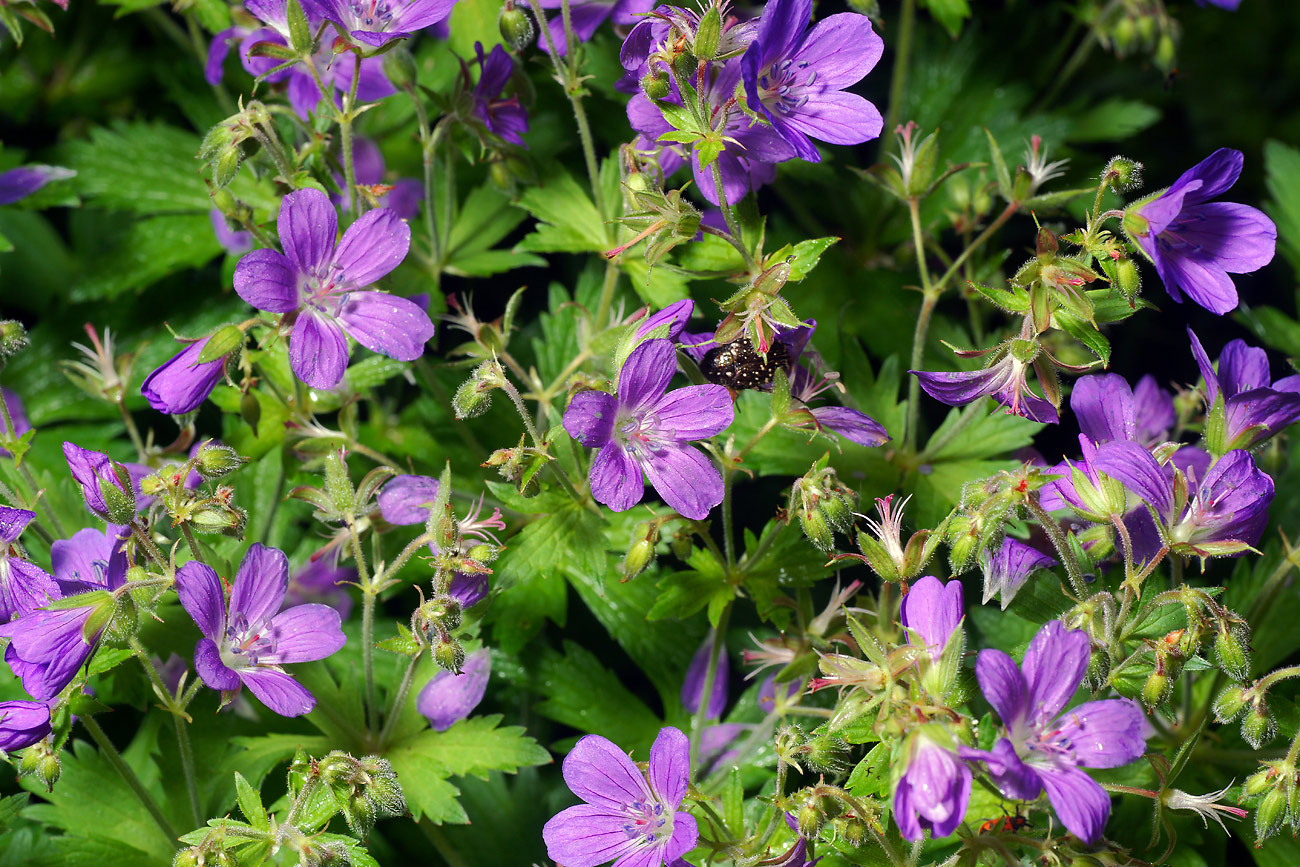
221, 612, 277, 670
616, 411, 668, 458
348, 0, 396, 29
300, 265, 353, 316
622, 798, 673, 844
757, 58, 816, 115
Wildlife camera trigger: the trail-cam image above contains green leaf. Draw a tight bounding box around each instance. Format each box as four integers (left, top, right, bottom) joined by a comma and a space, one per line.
1265, 139, 1300, 274
533, 641, 663, 753
445, 184, 546, 277
514, 169, 610, 253
920, 0, 971, 37
0, 793, 29, 833
69, 214, 223, 301
924, 405, 1041, 462
234, 772, 268, 830
765, 236, 839, 281
1240, 305, 1300, 358
1066, 98, 1160, 142
490, 505, 595, 653
1055, 308, 1112, 365
447, 0, 503, 58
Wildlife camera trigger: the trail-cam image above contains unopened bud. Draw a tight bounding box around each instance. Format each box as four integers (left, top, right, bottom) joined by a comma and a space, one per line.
624, 535, 655, 581
0, 320, 30, 359
196, 442, 247, 479
1241, 702, 1276, 749
100, 463, 138, 524
800, 508, 834, 553
641, 70, 671, 101
797, 798, 824, 839
1142, 670, 1171, 710
343, 792, 377, 838
190, 503, 247, 537
1104, 156, 1143, 191
433, 636, 465, 674
498, 4, 535, 51
1256, 786, 1288, 843
692, 5, 722, 60
383, 46, 418, 90
1114, 257, 1140, 300
1214, 626, 1251, 682
212, 146, 242, 189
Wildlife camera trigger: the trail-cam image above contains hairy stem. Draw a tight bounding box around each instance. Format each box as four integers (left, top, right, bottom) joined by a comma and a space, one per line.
81, 715, 179, 845
1026, 496, 1088, 596
883, 0, 916, 149
688, 603, 731, 775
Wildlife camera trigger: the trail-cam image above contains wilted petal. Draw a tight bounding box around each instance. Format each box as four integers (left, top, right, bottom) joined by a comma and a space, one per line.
809, 406, 890, 446
981, 537, 1056, 610
913, 365, 1006, 407
418, 648, 491, 731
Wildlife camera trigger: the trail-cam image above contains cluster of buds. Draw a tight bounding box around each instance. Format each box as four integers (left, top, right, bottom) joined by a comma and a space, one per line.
452, 358, 507, 419
290, 449, 394, 529
849, 494, 939, 583
16, 740, 61, 792
945, 467, 1050, 573
1213, 675, 1280, 751
1096, 0, 1178, 73
314, 752, 406, 839
482, 434, 551, 499
1243, 757, 1300, 843
714, 258, 801, 353
142, 441, 250, 537
198, 99, 276, 189
792, 781, 882, 842
606, 172, 702, 268
788, 455, 857, 553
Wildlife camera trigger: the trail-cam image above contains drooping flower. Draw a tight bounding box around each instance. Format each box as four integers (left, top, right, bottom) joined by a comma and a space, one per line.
961, 621, 1146, 845
538, 0, 653, 55
140, 336, 230, 415
1188, 328, 1300, 450
634, 299, 695, 342
472, 42, 529, 147
312, 0, 458, 47
418, 648, 491, 731
233, 188, 432, 389
221, 0, 396, 119
893, 729, 972, 841
741, 0, 884, 162
210, 209, 255, 255
563, 338, 734, 519
0, 165, 76, 206
781, 322, 889, 446
176, 543, 346, 717
682, 635, 729, 718
284, 558, 356, 619
0, 589, 119, 701
899, 575, 962, 660
0, 701, 53, 752
62, 443, 143, 523
1123, 148, 1276, 314
542, 726, 698, 867
980, 537, 1056, 610
0, 507, 58, 621
913, 352, 1058, 424
628, 60, 795, 206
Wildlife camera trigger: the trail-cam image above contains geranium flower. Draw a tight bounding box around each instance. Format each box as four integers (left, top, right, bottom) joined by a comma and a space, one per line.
472, 43, 529, 146
543, 726, 698, 867
913, 352, 1058, 424
0, 507, 58, 621
312, 0, 457, 47
1188, 327, 1300, 450
563, 338, 734, 519
176, 543, 346, 717
741, 0, 884, 162
961, 621, 1146, 845
0, 165, 75, 205
980, 538, 1056, 610
1124, 148, 1276, 314
0, 701, 52, 752
893, 728, 971, 841
538, 0, 653, 55
233, 188, 433, 389
900, 575, 962, 660
141, 336, 230, 415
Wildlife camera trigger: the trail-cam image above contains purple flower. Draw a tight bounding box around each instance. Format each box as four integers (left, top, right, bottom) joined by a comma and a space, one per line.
539, 0, 653, 55
563, 338, 734, 520
1188, 328, 1300, 450
378, 473, 442, 525
0, 165, 75, 206
0, 701, 52, 752
205, 25, 252, 85
782, 322, 889, 446
628, 61, 795, 206
980, 537, 1056, 610
1196, 0, 1240, 10
176, 543, 346, 717
635, 299, 695, 342
473, 43, 529, 147
913, 354, 1058, 424
741, 0, 883, 162
1124, 148, 1276, 314
211, 209, 254, 255
233, 188, 433, 389
682, 636, 728, 718
758, 675, 801, 712
312, 0, 457, 47
0, 594, 117, 701
335, 138, 424, 221
900, 575, 962, 660
893, 730, 971, 841
1095, 444, 1273, 558
228, 0, 396, 119
0, 389, 31, 457
51, 527, 129, 596
141, 336, 229, 415
62, 442, 141, 522
962, 621, 1146, 845
543, 726, 698, 867
418, 648, 490, 731
284, 558, 356, 619
0, 507, 58, 621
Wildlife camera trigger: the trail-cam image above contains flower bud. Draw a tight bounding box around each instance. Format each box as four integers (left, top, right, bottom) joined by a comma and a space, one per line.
946, 515, 980, 574
1214, 625, 1251, 682
100, 463, 138, 525
1141, 670, 1171, 709
1255, 786, 1288, 843
1113, 257, 1141, 300
196, 441, 247, 479
0, 320, 30, 359
433, 635, 465, 674
382, 45, 418, 90
1212, 685, 1249, 723
498, 3, 535, 51
799, 508, 834, 553
1241, 701, 1276, 749
342, 792, 377, 838
1103, 156, 1143, 191
18, 743, 60, 791
190, 503, 248, 537
641, 70, 671, 101
692, 5, 722, 60
212, 146, 242, 189
1244, 768, 1275, 797
624, 536, 655, 581
797, 796, 825, 839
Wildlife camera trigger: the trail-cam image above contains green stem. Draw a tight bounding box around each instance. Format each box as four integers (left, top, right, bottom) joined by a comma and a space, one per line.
932, 202, 1018, 293
721, 470, 736, 567
1026, 496, 1087, 596
173, 713, 203, 828
710, 161, 757, 272
340, 53, 363, 217
592, 260, 621, 334
179, 523, 207, 566
348, 520, 378, 734
688, 603, 732, 775
379, 653, 424, 746
251, 124, 295, 187
117, 399, 148, 462
81, 715, 179, 845
415, 109, 450, 281
130, 520, 170, 575
883, 0, 916, 149
903, 197, 938, 453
